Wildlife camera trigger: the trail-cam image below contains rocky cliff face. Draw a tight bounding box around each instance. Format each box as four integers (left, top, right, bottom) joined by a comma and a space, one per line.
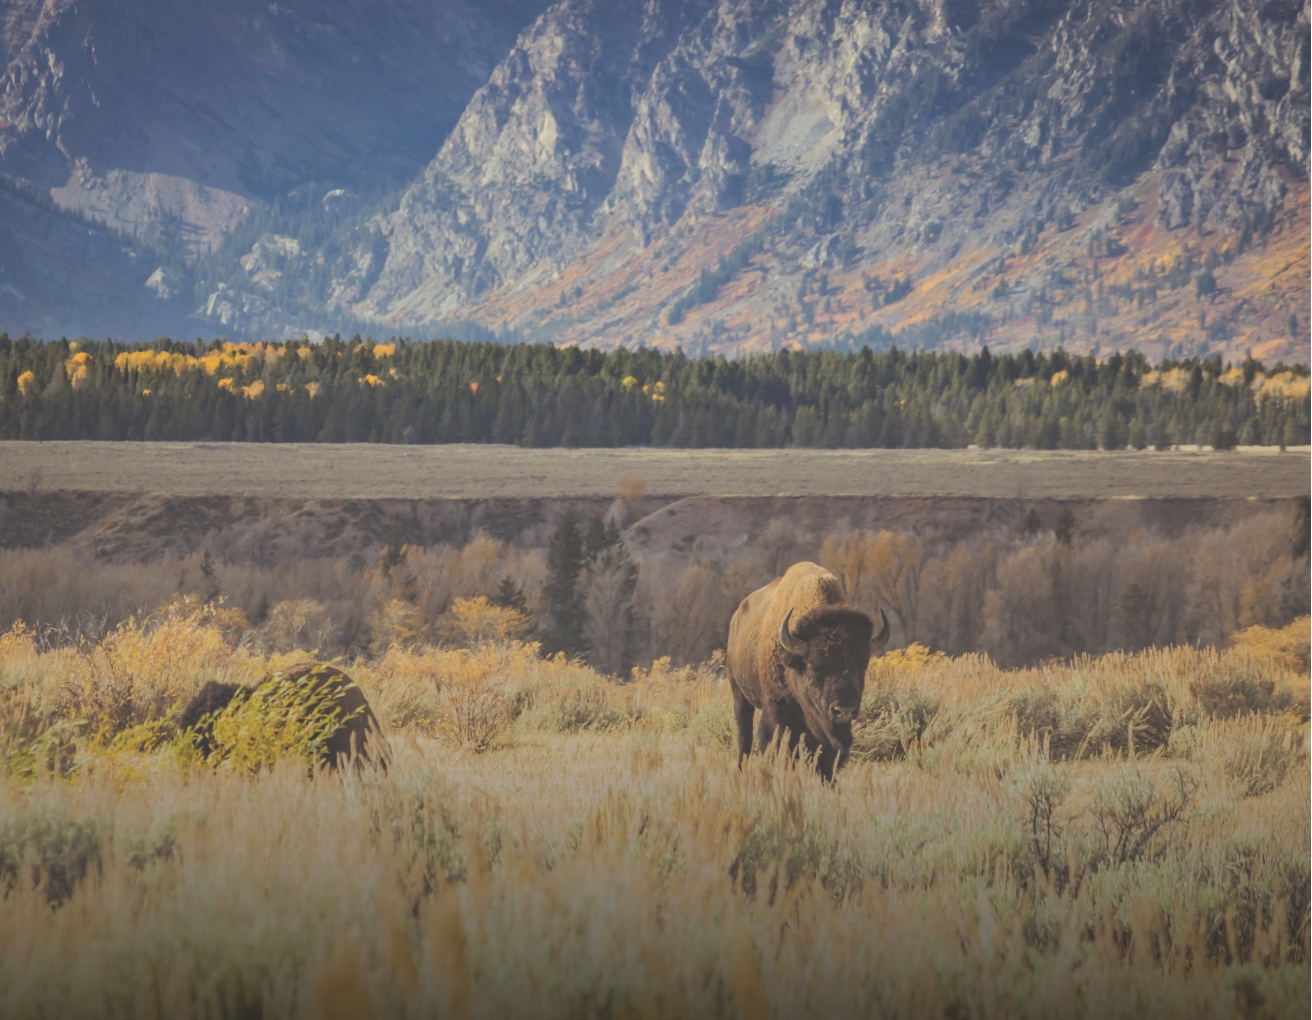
0, 0, 548, 337
307, 0, 1304, 361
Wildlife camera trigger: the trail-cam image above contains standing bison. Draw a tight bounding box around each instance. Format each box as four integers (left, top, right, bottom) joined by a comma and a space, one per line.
727, 562, 889, 780
177, 662, 387, 771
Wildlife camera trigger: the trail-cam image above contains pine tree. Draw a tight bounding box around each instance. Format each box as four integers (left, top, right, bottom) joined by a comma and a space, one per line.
541, 512, 586, 657
1114, 581, 1153, 650
583, 515, 610, 561
490, 576, 528, 614
1021, 508, 1043, 538
1054, 508, 1076, 545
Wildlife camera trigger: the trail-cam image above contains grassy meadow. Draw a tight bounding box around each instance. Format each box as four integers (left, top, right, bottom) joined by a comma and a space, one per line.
0, 602, 1308, 1019
2, 441, 1309, 500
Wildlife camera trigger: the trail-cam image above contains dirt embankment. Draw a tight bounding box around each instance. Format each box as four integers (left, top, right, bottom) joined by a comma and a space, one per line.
624, 495, 1303, 559
0, 489, 1299, 564
0, 491, 673, 563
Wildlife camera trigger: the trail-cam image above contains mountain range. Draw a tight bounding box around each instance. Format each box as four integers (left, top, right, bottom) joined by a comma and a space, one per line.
1, 0, 1307, 362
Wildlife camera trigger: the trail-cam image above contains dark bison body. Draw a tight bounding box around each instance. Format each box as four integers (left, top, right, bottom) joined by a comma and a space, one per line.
727, 562, 889, 780
177, 663, 386, 770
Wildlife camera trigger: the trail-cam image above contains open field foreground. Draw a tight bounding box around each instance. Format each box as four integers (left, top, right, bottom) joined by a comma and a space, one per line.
1, 442, 1309, 500
0, 608, 1308, 1019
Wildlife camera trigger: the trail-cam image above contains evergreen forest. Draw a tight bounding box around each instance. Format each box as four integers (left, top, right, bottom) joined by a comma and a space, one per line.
1, 334, 1307, 449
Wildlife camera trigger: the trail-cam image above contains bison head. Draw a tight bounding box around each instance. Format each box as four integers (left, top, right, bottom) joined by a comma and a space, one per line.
777, 605, 890, 752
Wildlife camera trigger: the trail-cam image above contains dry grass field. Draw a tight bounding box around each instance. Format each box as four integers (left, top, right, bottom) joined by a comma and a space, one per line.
0, 603, 1308, 1019
1, 441, 1308, 500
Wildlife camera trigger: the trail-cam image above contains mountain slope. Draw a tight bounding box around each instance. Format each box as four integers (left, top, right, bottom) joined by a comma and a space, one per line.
0, 0, 1306, 361
238, 0, 1306, 361
0, 0, 550, 337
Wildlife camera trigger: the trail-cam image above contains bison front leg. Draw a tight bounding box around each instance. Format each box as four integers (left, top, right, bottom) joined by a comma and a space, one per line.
816, 725, 854, 782
816, 743, 840, 781
755, 709, 781, 757
730, 677, 756, 763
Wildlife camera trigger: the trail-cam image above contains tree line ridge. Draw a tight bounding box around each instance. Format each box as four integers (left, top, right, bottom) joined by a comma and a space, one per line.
1, 335, 1307, 449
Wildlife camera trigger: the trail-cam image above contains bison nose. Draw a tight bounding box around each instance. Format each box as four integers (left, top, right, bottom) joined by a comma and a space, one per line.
830, 703, 857, 722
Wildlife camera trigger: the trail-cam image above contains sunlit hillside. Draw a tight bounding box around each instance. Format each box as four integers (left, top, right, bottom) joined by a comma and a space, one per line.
467, 176, 1310, 364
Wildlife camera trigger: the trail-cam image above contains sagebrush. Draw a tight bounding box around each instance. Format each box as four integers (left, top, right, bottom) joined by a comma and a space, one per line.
0, 609, 1306, 1018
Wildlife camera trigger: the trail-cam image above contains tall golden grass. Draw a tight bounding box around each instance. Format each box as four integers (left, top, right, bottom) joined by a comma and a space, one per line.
0, 609, 1307, 1018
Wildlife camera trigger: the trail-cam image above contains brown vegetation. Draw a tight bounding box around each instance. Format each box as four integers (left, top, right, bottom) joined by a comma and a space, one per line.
0, 605, 1306, 1018
0, 500, 1305, 674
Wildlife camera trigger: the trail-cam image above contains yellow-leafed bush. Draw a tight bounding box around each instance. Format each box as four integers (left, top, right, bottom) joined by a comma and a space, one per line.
63, 598, 245, 739
448, 596, 531, 646
206, 674, 364, 774
367, 598, 423, 656
872, 641, 947, 675
1230, 615, 1310, 674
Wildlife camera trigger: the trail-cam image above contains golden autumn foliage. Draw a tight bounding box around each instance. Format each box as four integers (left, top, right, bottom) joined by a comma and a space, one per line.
367, 598, 423, 656
15, 369, 34, 396
206, 672, 365, 775
1230, 616, 1311, 675
873, 641, 947, 673
63, 350, 91, 388
448, 596, 531, 646
1144, 366, 1311, 405
113, 342, 290, 380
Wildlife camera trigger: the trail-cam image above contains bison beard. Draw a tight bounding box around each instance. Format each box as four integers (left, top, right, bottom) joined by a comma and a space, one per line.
726, 562, 890, 780
176, 663, 386, 770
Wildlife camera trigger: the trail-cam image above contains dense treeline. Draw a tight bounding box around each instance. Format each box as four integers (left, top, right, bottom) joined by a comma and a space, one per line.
0, 334, 1307, 448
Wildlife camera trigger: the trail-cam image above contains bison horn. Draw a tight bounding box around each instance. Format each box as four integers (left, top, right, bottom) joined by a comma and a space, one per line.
778, 607, 809, 657
872, 608, 891, 652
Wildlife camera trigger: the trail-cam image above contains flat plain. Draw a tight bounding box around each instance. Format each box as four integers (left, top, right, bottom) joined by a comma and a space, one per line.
1, 441, 1307, 499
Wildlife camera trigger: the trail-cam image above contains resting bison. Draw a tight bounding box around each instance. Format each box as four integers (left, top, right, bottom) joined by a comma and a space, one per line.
177, 663, 386, 770
727, 561, 889, 780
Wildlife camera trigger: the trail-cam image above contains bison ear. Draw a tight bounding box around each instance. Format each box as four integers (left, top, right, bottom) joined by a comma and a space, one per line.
870, 609, 891, 654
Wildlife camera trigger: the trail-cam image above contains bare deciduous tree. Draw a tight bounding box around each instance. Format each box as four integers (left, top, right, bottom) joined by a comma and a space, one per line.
757, 518, 801, 578
583, 547, 640, 677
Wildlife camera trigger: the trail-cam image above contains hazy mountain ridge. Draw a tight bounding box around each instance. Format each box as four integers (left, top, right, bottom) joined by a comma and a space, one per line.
0, 0, 1306, 361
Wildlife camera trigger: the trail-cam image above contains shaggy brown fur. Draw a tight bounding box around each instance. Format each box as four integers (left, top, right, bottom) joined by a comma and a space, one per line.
175, 664, 387, 770
726, 562, 887, 780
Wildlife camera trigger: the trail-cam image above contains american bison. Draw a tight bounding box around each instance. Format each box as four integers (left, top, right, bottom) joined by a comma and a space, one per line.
727, 561, 889, 780
177, 662, 387, 770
